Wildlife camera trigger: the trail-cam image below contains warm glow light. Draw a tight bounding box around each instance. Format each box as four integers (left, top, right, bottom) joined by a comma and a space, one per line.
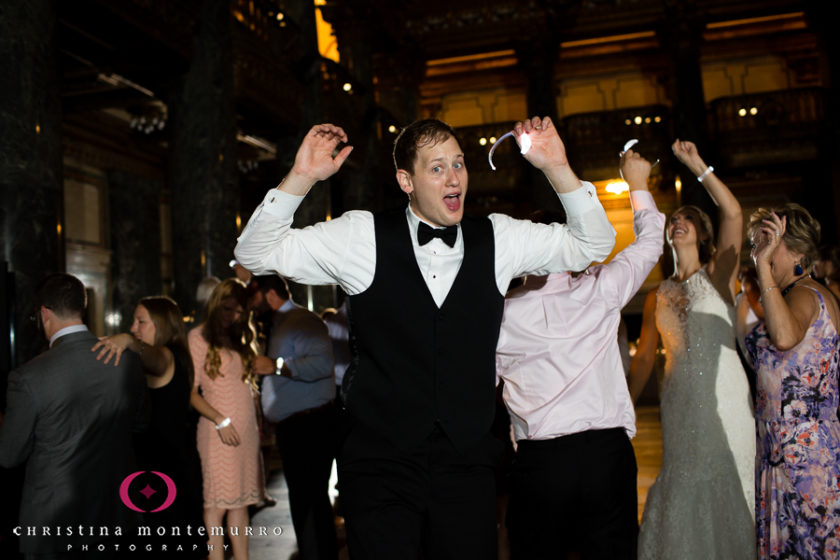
644, 117, 651, 124
342, 82, 352, 92
236, 213, 242, 229
57, 223, 62, 236
738, 108, 747, 117
634, 116, 642, 125
750, 107, 758, 115
625, 119, 631, 126
314, 0, 339, 63
605, 181, 629, 195
276, 12, 284, 21
675, 177, 682, 192
479, 137, 487, 146
35, 123, 41, 134
489, 136, 497, 144
654, 116, 661, 123
388, 125, 397, 133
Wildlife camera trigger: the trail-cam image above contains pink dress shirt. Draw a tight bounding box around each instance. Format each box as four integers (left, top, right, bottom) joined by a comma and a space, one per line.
496, 191, 665, 441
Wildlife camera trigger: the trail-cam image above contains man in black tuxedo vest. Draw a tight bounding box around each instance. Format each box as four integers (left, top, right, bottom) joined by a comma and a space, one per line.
235, 117, 615, 558
0, 273, 145, 559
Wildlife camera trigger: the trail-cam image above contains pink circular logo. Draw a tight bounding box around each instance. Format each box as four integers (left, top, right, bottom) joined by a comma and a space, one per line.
119, 471, 178, 513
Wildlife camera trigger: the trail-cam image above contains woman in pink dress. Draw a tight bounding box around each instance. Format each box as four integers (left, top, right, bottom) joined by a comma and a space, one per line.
189, 278, 274, 560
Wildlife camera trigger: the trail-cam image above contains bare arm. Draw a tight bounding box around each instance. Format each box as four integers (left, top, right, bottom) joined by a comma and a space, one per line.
190, 389, 241, 447
673, 140, 742, 300
628, 289, 660, 403
752, 213, 817, 350
92, 333, 172, 376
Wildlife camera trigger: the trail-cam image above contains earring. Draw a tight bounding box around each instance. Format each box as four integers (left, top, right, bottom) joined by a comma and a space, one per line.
794, 263, 803, 276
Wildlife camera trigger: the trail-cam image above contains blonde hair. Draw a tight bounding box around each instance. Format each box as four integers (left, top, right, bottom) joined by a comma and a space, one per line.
748, 203, 820, 270
201, 278, 259, 390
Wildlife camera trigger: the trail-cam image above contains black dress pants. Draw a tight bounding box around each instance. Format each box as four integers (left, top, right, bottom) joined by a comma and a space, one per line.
338, 423, 499, 560
275, 403, 339, 560
506, 427, 638, 560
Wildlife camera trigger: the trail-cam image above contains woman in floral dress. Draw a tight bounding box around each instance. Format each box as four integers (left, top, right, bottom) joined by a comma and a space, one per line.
745, 203, 840, 559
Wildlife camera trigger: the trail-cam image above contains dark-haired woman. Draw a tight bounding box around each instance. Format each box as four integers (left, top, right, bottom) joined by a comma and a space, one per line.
93, 296, 205, 556
629, 141, 755, 558
745, 204, 840, 559
188, 278, 274, 560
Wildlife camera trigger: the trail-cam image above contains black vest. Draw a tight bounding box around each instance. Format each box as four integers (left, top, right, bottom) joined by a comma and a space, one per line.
344, 209, 505, 452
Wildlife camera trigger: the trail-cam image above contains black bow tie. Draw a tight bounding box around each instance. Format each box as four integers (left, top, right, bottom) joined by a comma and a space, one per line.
417, 222, 458, 247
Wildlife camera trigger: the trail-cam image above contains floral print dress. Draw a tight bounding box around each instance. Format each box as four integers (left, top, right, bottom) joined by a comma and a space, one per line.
745, 287, 840, 559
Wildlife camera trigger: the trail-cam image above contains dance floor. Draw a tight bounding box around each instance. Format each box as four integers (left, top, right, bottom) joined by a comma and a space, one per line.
249, 406, 664, 559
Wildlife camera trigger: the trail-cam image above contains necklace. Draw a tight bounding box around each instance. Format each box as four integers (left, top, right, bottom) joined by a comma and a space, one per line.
781, 273, 810, 296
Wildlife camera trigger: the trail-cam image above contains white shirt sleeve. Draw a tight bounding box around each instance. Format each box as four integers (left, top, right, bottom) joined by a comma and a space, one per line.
234, 188, 376, 295
491, 181, 616, 294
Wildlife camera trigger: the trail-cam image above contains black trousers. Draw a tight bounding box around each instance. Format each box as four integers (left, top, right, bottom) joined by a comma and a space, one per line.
275, 403, 339, 560
337, 423, 499, 560
507, 428, 638, 560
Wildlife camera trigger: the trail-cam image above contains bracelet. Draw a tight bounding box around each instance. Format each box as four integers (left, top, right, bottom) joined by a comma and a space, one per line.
215, 417, 232, 430
759, 285, 778, 302
697, 165, 714, 182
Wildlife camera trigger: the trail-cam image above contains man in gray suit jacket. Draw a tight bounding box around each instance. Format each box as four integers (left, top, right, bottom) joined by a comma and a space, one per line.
0, 273, 145, 559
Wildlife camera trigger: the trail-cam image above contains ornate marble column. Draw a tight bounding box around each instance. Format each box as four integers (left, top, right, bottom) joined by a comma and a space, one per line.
0, 0, 63, 366
107, 170, 163, 331
659, 1, 714, 214
168, 0, 238, 313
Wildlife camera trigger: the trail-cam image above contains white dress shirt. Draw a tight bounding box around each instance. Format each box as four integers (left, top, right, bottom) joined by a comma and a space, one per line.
496, 191, 665, 440
49, 324, 89, 347
235, 182, 616, 307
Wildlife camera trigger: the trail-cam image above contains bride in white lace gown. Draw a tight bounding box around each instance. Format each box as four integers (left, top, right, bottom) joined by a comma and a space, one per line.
629, 141, 755, 559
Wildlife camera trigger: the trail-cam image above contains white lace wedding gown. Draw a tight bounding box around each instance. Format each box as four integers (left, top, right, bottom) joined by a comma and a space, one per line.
638, 268, 755, 559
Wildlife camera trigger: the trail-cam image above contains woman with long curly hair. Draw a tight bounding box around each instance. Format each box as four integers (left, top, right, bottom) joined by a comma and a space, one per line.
189, 278, 273, 560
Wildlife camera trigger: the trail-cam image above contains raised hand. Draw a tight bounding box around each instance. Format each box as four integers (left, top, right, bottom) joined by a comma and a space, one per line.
672, 139, 707, 176
752, 212, 787, 267
513, 116, 568, 172
291, 124, 354, 183
91, 333, 134, 366
619, 149, 652, 190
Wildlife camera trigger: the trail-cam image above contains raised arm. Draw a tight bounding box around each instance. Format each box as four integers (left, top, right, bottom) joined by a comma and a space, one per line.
234, 124, 372, 291
600, 150, 665, 306
672, 139, 742, 300
628, 288, 660, 404
514, 116, 580, 193
752, 213, 818, 350
277, 124, 353, 196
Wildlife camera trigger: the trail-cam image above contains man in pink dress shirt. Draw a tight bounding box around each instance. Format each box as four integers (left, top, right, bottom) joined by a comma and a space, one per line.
496, 150, 665, 560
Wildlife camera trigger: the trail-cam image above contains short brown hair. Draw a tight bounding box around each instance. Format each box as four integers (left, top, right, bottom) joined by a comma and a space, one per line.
393, 119, 461, 174
667, 205, 716, 264
34, 273, 86, 320
748, 203, 820, 270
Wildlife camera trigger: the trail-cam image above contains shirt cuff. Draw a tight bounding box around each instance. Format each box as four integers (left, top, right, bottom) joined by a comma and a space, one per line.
556, 181, 600, 216
629, 190, 656, 212
260, 187, 305, 218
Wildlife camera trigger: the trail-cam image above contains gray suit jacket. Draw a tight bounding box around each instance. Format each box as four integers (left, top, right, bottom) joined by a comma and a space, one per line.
0, 329, 146, 553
